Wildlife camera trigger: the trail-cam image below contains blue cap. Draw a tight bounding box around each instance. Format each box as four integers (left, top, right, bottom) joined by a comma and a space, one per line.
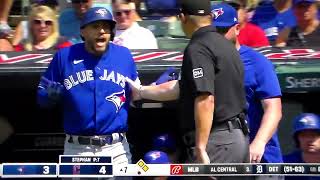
152, 133, 176, 152
293, 0, 315, 4
211, 3, 238, 27
143, 151, 170, 164
80, 7, 116, 28
293, 113, 320, 135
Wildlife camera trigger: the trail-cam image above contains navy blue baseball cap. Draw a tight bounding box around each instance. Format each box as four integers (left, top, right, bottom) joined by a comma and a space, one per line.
144, 151, 170, 164
211, 3, 238, 27
293, 0, 315, 4
80, 7, 116, 28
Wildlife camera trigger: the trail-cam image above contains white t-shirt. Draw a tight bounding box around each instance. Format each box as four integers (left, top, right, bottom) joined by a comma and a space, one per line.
114, 22, 158, 49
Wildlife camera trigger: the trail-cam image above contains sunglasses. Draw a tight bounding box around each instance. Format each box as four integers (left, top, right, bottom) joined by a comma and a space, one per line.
33, 19, 53, 26
71, 0, 89, 3
114, 10, 131, 17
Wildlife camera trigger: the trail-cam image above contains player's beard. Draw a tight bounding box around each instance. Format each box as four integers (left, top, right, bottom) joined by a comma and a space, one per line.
86, 38, 109, 56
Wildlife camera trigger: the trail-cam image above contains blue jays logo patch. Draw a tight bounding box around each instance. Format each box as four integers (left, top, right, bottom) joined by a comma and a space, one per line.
212, 8, 224, 19
105, 90, 126, 112
96, 8, 108, 17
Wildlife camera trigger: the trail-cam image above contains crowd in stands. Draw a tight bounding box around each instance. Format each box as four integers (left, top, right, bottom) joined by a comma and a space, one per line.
0, 0, 318, 51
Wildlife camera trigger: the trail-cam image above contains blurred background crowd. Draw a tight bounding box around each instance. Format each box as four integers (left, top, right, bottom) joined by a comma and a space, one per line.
0, 0, 319, 52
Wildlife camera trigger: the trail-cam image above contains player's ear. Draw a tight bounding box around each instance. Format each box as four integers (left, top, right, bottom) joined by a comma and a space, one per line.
235, 24, 240, 36
178, 13, 186, 24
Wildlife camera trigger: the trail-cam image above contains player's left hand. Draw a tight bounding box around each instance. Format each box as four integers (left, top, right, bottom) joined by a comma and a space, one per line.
195, 148, 210, 164
249, 140, 266, 163
125, 77, 142, 101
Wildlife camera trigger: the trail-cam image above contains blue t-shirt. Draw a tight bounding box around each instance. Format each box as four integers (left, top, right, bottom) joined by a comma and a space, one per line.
239, 45, 283, 163
59, 4, 113, 44
37, 43, 138, 135
59, 8, 82, 44
284, 150, 320, 180
251, 2, 297, 42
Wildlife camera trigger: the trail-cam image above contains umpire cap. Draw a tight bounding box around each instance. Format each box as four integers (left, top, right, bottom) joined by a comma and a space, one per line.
144, 151, 170, 164
80, 7, 116, 29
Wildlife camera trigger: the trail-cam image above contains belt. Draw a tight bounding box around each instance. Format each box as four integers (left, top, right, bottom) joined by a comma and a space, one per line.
213, 118, 242, 131
182, 114, 244, 146
67, 133, 124, 146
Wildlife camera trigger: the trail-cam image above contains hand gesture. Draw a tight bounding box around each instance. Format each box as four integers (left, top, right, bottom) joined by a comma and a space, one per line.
125, 77, 142, 101
40, 77, 64, 102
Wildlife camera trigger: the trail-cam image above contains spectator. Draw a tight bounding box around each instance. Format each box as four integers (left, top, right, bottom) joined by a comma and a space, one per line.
59, 0, 94, 44
251, 0, 297, 46
273, 0, 297, 46
0, 0, 13, 38
0, 39, 14, 51
287, 0, 320, 46
14, 5, 71, 51
144, 0, 179, 21
225, 0, 270, 47
283, 113, 320, 180
112, 0, 158, 49
12, 0, 59, 46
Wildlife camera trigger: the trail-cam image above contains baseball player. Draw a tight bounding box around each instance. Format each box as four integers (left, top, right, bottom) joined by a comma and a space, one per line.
37, 7, 138, 168
283, 113, 320, 162
212, 1, 283, 172
283, 113, 320, 180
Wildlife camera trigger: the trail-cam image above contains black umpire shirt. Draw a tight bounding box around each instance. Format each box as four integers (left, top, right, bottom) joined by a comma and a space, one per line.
178, 25, 246, 135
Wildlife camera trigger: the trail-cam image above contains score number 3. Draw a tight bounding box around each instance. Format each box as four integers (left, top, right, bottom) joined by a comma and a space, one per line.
43, 166, 50, 174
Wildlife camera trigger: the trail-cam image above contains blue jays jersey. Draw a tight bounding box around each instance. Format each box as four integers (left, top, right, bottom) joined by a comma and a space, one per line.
284, 151, 320, 179
37, 43, 138, 135
283, 150, 303, 163
239, 46, 283, 163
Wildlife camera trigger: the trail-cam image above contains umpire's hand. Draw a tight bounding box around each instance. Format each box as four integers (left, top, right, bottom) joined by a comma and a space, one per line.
195, 148, 210, 164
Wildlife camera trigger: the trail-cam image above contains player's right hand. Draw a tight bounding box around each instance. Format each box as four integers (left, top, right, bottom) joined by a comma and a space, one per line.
125, 77, 142, 101
40, 77, 64, 102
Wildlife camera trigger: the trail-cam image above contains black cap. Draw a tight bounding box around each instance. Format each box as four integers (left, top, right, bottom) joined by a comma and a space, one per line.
179, 0, 211, 16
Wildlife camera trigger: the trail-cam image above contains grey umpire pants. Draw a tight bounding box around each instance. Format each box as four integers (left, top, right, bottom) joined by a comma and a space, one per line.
185, 128, 250, 180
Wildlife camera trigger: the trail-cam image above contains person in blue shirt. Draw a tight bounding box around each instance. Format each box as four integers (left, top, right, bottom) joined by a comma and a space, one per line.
59, 0, 113, 44
283, 113, 320, 180
251, 0, 297, 46
37, 7, 138, 168
212, 3, 283, 179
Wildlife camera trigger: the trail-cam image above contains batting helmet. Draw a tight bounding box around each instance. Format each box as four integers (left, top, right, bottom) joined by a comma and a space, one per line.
293, 113, 320, 135
80, 7, 116, 29
143, 150, 170, 164
152, 134, 176, 152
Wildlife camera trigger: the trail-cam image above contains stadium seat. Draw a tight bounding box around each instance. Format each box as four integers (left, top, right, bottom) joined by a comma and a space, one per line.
168, 21, 186, 38
157, 37, 189, 49
138, 20, 169, 37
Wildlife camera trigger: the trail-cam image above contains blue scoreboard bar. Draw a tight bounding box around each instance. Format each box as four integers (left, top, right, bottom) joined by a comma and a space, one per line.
2, 163, 57, 178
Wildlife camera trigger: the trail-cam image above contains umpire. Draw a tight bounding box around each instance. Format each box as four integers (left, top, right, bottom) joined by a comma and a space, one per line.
177, 0, 249, 164
126, 0, 249, 165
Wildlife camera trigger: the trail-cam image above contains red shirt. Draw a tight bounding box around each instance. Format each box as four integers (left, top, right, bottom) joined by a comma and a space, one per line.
238, 23, 270, 48
14, 40, 72, 52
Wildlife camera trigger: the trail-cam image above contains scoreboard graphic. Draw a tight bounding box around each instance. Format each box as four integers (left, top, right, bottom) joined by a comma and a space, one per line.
0, 156, 319, 178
